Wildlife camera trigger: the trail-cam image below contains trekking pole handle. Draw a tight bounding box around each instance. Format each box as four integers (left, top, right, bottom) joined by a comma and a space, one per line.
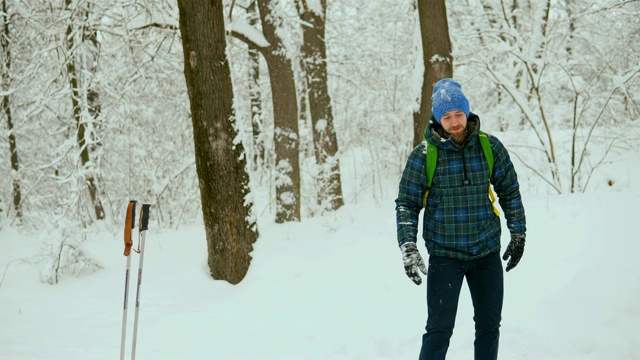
140, 204, 151, 231
124, 200, 137, 256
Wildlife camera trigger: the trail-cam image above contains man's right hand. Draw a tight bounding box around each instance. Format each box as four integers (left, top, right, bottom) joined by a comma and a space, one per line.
400, 242, 427, 285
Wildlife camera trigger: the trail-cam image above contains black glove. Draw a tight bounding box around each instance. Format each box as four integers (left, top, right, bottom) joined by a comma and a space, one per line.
400, 242, 427, 285
503, 233, 526, 272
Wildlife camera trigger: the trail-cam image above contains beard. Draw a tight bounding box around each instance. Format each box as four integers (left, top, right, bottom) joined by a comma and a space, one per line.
450, 130, 467, 144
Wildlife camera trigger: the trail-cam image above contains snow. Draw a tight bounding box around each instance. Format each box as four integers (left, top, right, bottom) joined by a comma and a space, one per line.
306, 0, 324, 18
1, 147, 640, 359
229, 18, 270, 49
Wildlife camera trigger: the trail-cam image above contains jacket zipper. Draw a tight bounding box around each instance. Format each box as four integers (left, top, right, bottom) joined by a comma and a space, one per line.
461, 148, 471, 185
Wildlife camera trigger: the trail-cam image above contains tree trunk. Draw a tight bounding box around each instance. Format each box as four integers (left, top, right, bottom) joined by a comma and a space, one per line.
257, 0, 301, 223
1, 0, 21, 219
532, 0, 551, 74
247, 0, 264, 172
296, 0, 344, 212
64, 0, 104, 220
177, 0, 258, 284
413, 0, 453, 147
565, 0, 576, 58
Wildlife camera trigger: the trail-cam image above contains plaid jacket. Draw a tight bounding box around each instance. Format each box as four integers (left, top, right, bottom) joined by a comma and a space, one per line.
395, 114, 526, 260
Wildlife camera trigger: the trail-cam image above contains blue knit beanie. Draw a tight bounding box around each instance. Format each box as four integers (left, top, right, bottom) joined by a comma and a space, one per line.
431, 78, 470, 123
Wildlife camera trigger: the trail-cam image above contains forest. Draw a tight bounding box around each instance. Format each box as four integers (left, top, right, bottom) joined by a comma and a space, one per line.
1, 0, 639, 283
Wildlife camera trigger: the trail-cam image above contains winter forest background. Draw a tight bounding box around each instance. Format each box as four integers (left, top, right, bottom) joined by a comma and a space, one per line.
1, 0, 640, 285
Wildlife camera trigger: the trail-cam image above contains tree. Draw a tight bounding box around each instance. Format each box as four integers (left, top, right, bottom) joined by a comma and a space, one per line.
1, 0, 21, 219
296, 0, 344, 212
413, 0, 453, 147
64, 0, 105, 220
452, 0, 640, 193
254, 0, 301, 223
177, 0, 258, 284
229, 0, 303, 223
246, 0, 265, 173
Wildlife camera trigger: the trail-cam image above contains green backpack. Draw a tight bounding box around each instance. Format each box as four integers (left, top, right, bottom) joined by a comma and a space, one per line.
422, 131, 500, 216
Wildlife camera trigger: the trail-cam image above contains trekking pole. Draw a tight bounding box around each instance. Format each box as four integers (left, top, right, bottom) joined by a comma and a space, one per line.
130, 204, 150, 360
120, 200, 137, 360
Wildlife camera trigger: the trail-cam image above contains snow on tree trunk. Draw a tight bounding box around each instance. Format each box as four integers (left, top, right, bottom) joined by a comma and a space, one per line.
257, 0, 302, 223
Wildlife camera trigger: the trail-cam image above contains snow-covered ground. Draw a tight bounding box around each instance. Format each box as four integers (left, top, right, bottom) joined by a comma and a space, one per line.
2, 146, 640, 360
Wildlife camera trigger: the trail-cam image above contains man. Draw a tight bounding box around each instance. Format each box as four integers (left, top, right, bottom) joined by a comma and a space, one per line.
395, 78, 526, 360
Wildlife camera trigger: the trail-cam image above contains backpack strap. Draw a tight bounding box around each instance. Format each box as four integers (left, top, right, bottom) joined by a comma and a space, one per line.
478, 131, 500, 216
422, 142, 438, 207
478, 131, 494, 177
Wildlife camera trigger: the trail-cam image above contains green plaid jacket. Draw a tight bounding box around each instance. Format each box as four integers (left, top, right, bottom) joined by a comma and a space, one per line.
395, 114, 526, 260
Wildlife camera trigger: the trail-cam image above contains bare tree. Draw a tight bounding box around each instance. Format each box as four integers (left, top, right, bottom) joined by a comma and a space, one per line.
255, 0, 301, 223
413, 0, 453, 147
246, 0, 265, 173
295, 0, 344, 212
229, 0, 302, 222
64, 0, 104, 220
565, 0, 577, 58
458, 0, 640, 193
1, 0, 21, 219
177, 0, 258, 284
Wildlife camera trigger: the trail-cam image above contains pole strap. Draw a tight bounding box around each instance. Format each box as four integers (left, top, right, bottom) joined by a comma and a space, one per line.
123, 201, 137, 256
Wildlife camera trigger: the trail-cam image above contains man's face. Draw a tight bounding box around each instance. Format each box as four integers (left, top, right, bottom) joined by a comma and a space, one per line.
440, 110, 467, 141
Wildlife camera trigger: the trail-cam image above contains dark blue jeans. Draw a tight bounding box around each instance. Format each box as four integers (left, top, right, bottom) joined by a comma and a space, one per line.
419, 251, 504, 360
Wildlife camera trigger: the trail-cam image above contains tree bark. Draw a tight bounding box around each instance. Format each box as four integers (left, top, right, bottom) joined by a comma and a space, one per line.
177, 0, 258, 284
413, 0, 453, 147
296, 0, 344, 212
257, 0, 301, 223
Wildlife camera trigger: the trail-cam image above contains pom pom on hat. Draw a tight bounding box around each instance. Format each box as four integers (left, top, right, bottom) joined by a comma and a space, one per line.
431, 78, 470, 123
